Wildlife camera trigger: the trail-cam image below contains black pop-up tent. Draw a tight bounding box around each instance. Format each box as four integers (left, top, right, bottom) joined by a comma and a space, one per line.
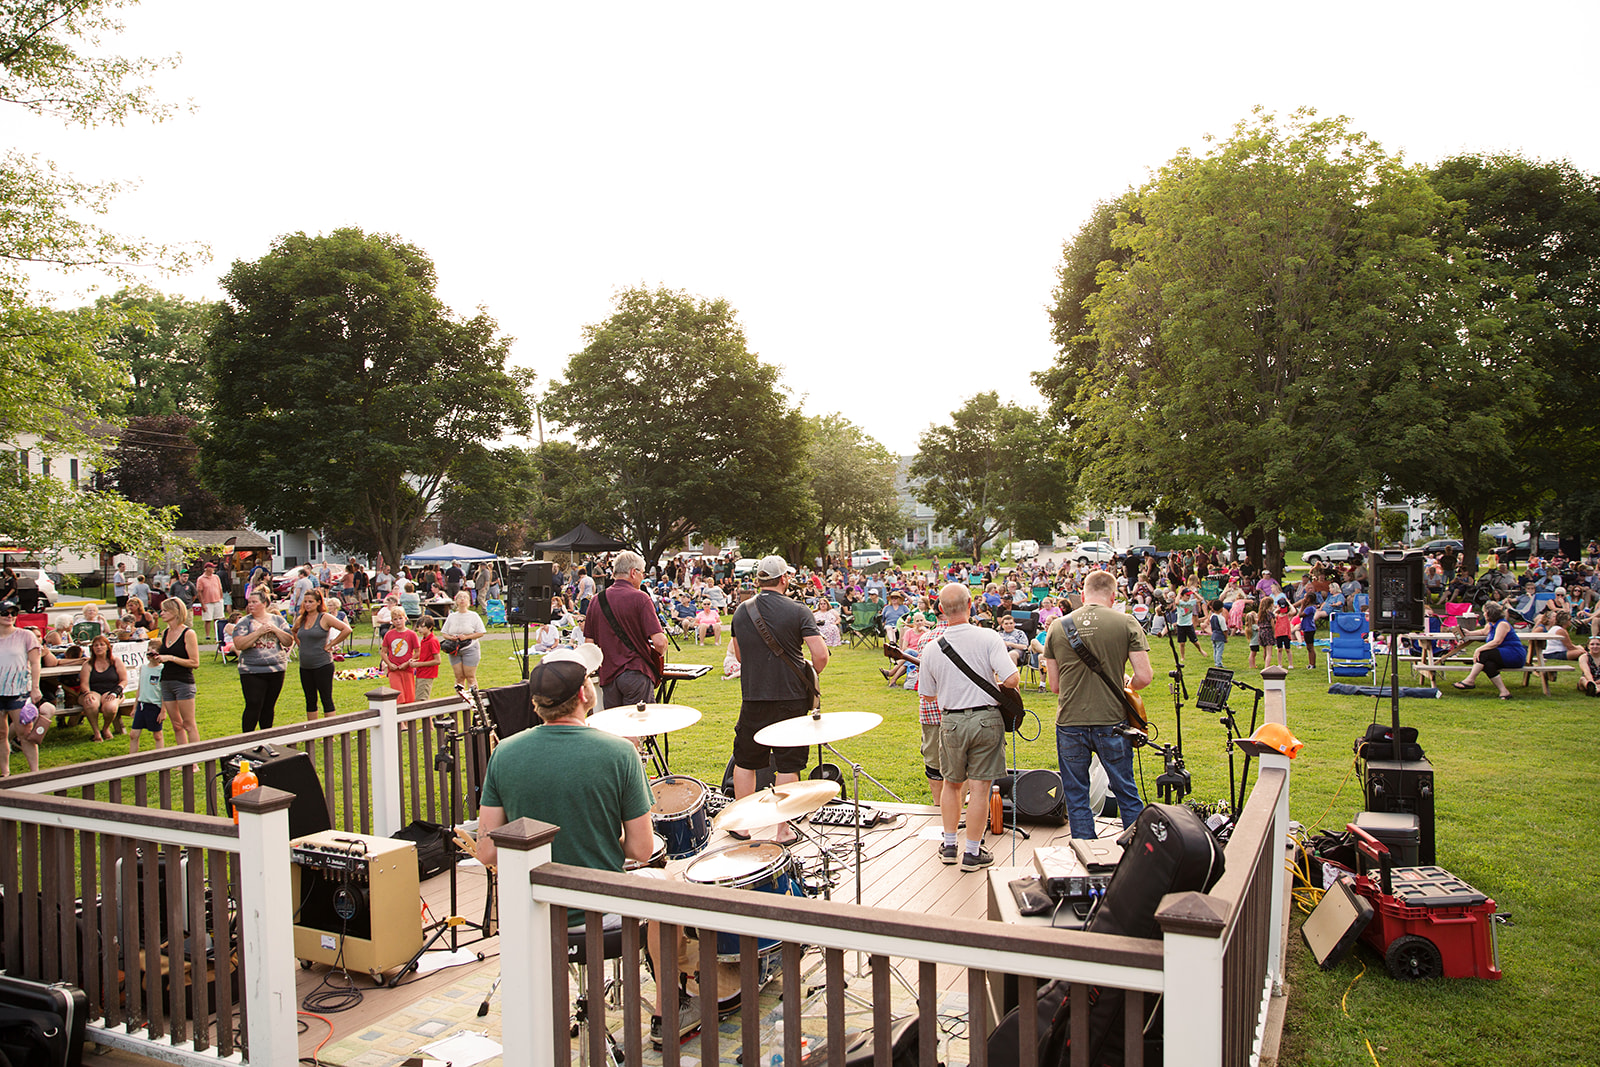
530, 523, 629, 557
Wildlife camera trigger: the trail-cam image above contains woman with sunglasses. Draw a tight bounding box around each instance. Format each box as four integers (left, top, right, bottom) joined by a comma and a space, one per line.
77, 634, 128, 742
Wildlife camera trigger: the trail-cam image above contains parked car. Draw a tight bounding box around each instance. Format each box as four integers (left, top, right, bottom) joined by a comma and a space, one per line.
4, 565, 56, 610
850, 548, 893, 571
1303, 542, 1362, 564
1007, 539, 1040, 561
1493, 537, 1561, 564
1419, 539, 1463, 554
1123, 545, 1170, 564
732, 557, 761, 579
1073, 540, 1117, 564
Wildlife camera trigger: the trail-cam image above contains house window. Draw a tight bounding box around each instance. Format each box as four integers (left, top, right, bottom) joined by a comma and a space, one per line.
1137, 521, 1147, 539
40, 456, 50, 478
309, 539, 320, 559
17, 450, 27, 473
69, 459, 78, 486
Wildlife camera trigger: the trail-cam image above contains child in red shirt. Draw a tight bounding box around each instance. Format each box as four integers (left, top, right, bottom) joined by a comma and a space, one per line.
383, 615, 420, 703
1272, 598, 1295, 668
413, 615, 442, 701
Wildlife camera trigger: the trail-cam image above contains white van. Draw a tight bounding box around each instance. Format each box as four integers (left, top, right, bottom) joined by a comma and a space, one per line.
1008, 540, 1040, 561
850, 548, 893, 570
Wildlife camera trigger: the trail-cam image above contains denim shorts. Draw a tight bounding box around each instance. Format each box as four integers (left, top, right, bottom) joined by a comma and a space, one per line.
160, 679, 197, 702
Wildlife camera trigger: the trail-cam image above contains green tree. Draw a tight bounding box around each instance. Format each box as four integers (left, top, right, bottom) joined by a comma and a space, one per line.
1056, 108, 1500, 575
1418, 154, 1600, 568
200, 228, 536, 567
435, 445, 542, 556
544, 286, 809, 566
95, 288, 222, 419
797, 414, 901, 565
0, 3, 201, 562
523, 440, 625, 547
908, 392, 1070, 561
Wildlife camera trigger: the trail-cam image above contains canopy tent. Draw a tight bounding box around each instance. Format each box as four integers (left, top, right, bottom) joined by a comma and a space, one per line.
402, 541, 498, 564
530, 522, 629, 557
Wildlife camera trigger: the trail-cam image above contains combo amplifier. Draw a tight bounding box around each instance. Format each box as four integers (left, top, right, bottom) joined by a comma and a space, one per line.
997, 768, 1066, 824
290, 831, 422, 978
1361, 756, 1435, 866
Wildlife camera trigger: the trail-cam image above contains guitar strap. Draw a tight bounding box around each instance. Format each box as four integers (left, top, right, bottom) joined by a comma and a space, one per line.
596, 587, 661, 683
1059, 614, 1148, 729
745, 594, 820, 708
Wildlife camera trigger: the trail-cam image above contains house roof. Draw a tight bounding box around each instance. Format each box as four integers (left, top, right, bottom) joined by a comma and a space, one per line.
168, 529, 273, 549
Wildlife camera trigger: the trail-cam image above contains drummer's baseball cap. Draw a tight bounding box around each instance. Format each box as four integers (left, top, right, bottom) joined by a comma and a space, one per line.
756, 555, 793, 581
529, 659, 588, 708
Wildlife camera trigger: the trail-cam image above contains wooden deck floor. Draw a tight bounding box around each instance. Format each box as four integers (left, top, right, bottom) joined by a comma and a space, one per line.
292, 800, 1079, 1058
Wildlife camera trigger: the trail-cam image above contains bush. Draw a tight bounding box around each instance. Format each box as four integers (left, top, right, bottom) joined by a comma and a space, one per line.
1283, 533, 1326, 552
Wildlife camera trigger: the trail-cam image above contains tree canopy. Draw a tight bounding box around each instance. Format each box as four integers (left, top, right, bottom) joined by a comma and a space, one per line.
796, 414, 901, 565
1042, 108, 1505, 572
909, 391, 1070, 561
544, 286, 809, 566
199, 228, 535, 567
0, 1, 194, 562
102, 413, 243, 529
95, 288, 221, 419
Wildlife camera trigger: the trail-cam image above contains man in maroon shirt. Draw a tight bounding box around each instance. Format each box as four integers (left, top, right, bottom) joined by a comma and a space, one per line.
582, 550, 668, 709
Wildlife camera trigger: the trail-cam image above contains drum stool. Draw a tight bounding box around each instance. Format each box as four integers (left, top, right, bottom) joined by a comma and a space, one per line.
568, 920, 626, 1066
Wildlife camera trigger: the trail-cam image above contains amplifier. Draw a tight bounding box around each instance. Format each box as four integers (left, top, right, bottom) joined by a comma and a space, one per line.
997, 768, 1066, 824
1032, 845, 1114, 901
223, 745, 332, 840
1361, 757, 1435, 866
290, 831, 422, 978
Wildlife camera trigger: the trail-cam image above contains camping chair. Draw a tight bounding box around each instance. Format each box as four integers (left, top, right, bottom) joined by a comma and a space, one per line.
1029, 584, 1050, 606
847, 602, 884, 648
484, 597, 510, 632
1327, 611, 1375, 683
1200, 578, 1222, 602
70, 619, 104, 645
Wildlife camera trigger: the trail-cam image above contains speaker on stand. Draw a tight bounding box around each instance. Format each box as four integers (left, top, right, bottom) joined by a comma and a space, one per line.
505, 561, 553, 678
1364, 549, 1436, 865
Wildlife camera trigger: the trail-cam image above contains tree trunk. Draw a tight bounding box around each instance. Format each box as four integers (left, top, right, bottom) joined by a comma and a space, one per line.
1264, 526, 1285, 579
1453, 506, 1489, 575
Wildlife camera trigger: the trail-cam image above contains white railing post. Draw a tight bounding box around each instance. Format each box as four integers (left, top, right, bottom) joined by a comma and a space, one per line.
489, 819, 560, 1067
1260, 665, 1292, 994
367, 686, 403, 838
234, 785, 300, 1067
1157, 893, 1227, 1067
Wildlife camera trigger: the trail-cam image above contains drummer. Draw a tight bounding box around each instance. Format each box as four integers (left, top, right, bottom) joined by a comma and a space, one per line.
477, 646, 701, 1048
727, 555, 830, 844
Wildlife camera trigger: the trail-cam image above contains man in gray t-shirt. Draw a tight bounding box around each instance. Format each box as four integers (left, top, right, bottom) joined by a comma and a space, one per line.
918, 582, 1019, 872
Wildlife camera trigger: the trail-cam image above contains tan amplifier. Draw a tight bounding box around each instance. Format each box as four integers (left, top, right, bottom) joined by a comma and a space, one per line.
290, 831, 422, 979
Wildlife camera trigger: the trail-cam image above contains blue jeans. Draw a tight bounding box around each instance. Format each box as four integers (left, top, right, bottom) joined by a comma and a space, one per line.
1211, 637, 1227, 667
1057, 724, 1144, 839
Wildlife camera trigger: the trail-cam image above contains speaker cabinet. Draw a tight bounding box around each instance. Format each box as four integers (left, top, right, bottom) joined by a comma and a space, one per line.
290, 832, 422, 977
506, 561, 553, 625
1361, 756, 1435, 865
1370, 549, 1426, 633
222, 745, 332, 840
997, 768, 1066, 823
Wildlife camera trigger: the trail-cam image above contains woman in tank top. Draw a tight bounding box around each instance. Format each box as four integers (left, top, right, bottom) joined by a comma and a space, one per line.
294, 588, 352, 719
77, 634, 127, 742
154, 598, 200, 745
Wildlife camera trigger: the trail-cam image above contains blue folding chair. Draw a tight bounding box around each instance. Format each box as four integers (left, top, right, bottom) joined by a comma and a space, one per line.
484, 597, 510, 631
1327, 611, 1374, 683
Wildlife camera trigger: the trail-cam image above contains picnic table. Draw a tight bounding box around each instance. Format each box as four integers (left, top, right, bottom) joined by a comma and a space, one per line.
1403, 629, 1575, 695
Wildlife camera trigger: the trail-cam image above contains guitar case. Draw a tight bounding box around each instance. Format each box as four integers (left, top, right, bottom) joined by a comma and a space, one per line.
0, 976, 87, 1067
986, 803, 1225, 1067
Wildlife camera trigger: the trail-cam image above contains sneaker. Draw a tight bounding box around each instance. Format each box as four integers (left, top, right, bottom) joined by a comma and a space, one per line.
650, 990, 702, 1049
939, 842, 958, 865
960, 845, 994, 872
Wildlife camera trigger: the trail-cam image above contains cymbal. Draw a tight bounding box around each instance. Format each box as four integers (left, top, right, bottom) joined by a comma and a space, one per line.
586, 702, 702, 737
752, 711, 882, 748
713, 780, 841, 832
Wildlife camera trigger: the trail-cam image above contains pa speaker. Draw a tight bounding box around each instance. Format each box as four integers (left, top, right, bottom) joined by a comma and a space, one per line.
506, 561, 553, 624
997, 768, 1066, 823
1370, 549, 1425, 633
222, 745, 332, 839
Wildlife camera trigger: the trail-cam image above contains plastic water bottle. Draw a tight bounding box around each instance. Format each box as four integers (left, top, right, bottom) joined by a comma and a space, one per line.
230, 759, 259, 824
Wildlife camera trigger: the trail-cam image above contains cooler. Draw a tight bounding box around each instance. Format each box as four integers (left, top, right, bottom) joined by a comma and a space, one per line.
1352, 810, 1419, 868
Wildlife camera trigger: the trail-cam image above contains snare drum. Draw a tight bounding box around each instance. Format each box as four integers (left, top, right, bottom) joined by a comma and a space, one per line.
624, 832, 667, 872
650, 775, 710, 859
683, 840, 806, 959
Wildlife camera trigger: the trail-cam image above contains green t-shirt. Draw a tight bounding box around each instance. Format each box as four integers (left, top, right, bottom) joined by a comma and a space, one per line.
1042, 604, 1150, 728
480, 721, 652, 924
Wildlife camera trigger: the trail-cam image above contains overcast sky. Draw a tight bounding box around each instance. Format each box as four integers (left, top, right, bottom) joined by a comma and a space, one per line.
21, 1, 1600, 454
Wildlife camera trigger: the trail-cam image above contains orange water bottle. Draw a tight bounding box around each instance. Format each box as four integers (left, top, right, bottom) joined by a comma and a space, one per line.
989, 784, 1004, 835
230, 760, 259, 824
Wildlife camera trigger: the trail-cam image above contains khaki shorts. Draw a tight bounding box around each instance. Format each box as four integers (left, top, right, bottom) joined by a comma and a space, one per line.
939, 708, 1005, 783
201, 602, 225, 622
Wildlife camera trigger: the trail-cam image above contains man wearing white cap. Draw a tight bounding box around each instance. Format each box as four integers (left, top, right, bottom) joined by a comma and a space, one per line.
727, 554, 828, 841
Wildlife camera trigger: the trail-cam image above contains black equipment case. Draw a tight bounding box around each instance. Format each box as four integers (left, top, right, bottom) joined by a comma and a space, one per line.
0, 975, 88, 1067
987, 803, 1226, 1066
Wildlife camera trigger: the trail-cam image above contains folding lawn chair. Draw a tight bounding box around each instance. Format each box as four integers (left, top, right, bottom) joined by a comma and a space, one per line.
1327, 611, 1375, 683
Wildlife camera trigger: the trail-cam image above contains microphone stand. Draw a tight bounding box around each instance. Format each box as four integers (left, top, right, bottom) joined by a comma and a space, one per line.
1166, 629, 1189, 759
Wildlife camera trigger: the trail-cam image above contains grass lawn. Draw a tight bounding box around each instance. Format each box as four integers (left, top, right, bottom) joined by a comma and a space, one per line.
17, 613, 1598, 1065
